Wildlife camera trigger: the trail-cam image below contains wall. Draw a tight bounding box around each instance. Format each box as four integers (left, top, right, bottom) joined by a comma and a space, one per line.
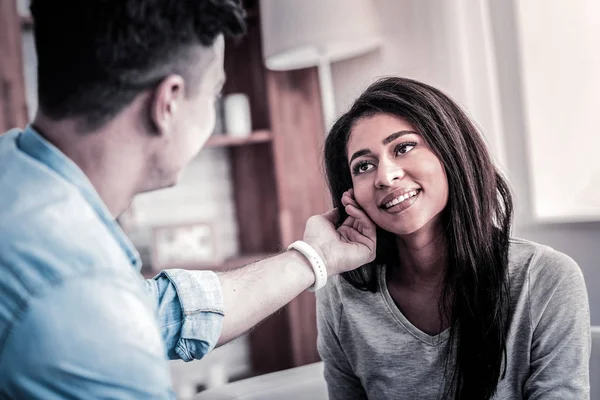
489, 0, 600, 325
332, 0, 506, 167
127, 147, 240, 268
510, 0, 600, 222
331, 0, 599, 324
331, 0, 464, 116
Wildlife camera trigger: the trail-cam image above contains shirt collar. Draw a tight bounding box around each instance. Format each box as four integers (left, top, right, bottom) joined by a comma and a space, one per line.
17, 125, 142, 270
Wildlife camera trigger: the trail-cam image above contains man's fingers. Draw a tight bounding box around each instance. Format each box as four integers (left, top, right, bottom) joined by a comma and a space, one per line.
321, 208, 340, 224
345, 203, 367, 221
337, 225, 376, 254
341, 215, 355, 228
345, 204, 376, 237
341, 193, 359, 209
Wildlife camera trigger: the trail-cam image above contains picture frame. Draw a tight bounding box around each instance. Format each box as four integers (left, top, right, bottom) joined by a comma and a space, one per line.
151, 221, 220, 271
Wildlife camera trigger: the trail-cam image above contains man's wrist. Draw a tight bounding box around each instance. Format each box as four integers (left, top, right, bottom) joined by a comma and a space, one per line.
285, 249, 317, 288
302, 240, 331, 275
288, 241, 328, 292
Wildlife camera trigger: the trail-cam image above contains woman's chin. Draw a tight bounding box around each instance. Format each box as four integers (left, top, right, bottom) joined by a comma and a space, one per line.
374, 211, 421, 237
389, 225, 422, 238
386, 215, 445, 241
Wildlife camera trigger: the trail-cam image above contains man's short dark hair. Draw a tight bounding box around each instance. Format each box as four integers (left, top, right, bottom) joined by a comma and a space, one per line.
30, 0, 246, 130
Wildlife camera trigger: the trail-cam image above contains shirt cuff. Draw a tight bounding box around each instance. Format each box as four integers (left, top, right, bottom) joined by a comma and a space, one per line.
157, 269, 224, 362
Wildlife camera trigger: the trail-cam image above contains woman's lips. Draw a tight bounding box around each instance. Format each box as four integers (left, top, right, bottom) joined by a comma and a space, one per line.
381, 189, 420, 214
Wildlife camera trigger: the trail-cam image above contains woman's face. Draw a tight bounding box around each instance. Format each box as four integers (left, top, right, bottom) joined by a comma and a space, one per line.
346, 113, 449, 237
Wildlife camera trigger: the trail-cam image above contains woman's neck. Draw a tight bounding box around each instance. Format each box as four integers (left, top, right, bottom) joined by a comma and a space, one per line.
392, 221, 448, 289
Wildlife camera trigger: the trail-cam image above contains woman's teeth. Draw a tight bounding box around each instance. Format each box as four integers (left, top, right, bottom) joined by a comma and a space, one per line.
385, 190, 419, 209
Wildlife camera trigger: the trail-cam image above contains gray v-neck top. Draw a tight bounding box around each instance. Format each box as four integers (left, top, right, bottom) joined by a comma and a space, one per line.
316, 238, 591, 399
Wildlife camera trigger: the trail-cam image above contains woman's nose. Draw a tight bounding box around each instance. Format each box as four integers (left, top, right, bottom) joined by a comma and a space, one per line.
374, 158, 405, 189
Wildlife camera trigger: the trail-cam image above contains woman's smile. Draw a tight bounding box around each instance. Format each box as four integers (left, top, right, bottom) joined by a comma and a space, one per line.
379, 188, 421, 214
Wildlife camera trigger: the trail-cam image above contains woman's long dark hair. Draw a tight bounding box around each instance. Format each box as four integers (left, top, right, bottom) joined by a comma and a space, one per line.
324, 77, 513, 400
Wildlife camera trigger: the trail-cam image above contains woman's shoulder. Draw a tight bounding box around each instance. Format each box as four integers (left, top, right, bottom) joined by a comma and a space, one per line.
508, 237, 583, 287
508, 239, 589, 337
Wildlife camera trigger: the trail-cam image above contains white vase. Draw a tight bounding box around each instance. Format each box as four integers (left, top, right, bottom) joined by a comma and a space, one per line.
223, 93, 252, 137
211, 98, 225, 136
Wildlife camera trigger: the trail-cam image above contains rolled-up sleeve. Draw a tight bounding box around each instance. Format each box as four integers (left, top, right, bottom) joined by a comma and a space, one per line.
145, 269, 224, 362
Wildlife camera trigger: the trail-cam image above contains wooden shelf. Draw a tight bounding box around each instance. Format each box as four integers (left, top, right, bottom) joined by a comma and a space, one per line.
205, 130, 272, 148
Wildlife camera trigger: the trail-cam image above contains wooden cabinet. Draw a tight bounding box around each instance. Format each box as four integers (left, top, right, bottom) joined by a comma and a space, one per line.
221, 2, 330, 373
0, 0, 28, 132
1, 0, 330, 375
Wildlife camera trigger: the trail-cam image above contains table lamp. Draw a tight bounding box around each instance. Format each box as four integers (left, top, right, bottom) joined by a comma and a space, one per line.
260, 0, 383, 132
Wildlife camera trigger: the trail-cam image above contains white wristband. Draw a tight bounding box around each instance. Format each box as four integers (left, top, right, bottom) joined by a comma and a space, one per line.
287, 240, 328, 292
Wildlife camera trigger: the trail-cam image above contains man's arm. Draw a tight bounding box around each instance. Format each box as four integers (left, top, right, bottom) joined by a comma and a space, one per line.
0, 277, 174, 399
147, 196, 375, 355
216, 250, 316, 345
217, 199, 376, 346
145, 251, 317, 356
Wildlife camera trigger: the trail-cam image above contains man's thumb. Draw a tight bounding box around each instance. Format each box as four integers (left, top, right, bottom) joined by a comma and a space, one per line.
321, 208, 340, 224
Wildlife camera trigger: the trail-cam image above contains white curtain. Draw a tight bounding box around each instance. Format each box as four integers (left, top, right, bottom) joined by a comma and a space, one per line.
514, 0, 600, 222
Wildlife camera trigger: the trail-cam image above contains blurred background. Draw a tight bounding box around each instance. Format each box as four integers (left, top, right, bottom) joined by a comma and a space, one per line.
1, 0, 599, 398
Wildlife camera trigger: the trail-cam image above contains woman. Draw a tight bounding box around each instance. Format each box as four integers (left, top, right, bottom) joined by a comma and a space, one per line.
318, 77, 590, 399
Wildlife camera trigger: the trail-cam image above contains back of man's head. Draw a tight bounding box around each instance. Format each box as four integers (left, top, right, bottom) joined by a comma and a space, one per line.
29, 0, 246, 131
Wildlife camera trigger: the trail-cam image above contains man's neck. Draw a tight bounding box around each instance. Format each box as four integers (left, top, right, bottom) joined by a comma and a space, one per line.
31, 114, 143, 217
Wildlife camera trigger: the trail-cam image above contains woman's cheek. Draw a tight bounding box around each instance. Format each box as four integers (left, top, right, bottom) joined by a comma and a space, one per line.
353, 185, 375, 215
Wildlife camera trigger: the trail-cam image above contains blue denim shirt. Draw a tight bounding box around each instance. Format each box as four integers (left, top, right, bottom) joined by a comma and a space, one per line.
0, 126, 224, 399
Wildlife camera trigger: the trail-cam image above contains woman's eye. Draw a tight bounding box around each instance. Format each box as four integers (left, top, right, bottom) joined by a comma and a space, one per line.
395, 142, 417, 156
352, 162, 374, 175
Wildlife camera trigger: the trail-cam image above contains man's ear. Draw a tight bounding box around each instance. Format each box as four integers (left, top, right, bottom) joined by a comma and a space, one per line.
149, 74, 185, 136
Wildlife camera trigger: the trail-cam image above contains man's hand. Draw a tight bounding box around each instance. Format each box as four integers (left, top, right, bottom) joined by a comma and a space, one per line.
213, 189, 377, 346
303, 189, 377, 276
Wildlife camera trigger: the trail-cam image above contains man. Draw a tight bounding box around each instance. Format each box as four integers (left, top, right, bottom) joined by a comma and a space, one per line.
0, 0, 376, 398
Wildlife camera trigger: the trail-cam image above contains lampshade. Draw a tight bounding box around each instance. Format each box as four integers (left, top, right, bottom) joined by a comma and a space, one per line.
259, 0, 382, 71
259, 0, 382, 131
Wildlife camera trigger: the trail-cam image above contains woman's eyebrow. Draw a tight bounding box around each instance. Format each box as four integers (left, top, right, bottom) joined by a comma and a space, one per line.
382, 130, 417, 145
349, 149, 372, 164
348, 130, 418, 164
